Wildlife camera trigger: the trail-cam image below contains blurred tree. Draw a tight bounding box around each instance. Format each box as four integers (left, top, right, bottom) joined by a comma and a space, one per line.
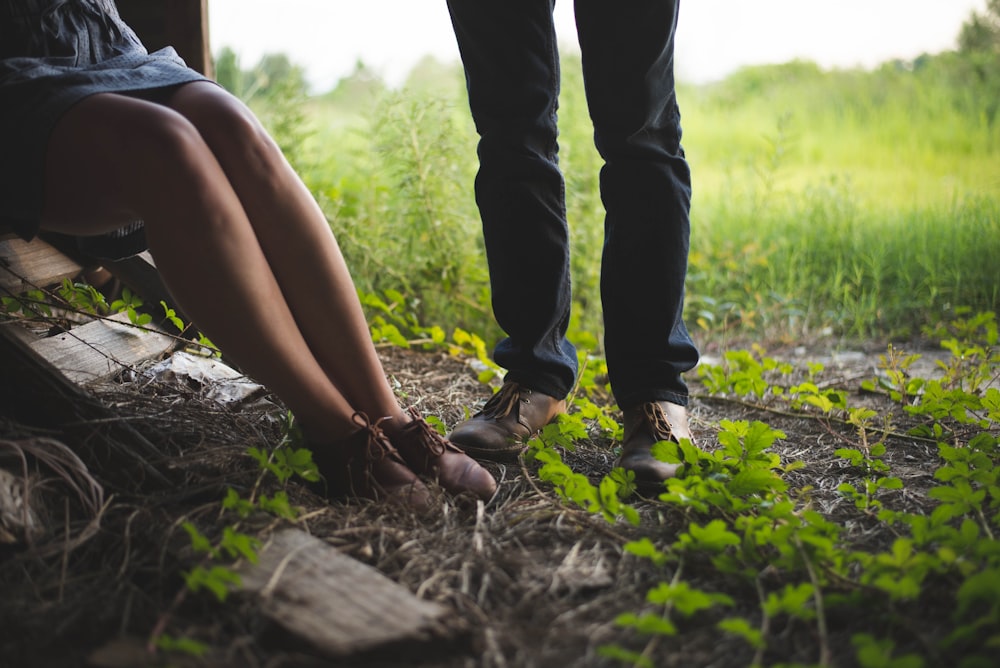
213, 46, 248, 96
320, 60, 387, 111
958, 0, 1000, 53
402, 55, 464, 100
955, 0, 1000, 124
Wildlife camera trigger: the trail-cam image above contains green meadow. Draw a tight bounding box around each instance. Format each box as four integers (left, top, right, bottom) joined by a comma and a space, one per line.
227, 35, 999, 354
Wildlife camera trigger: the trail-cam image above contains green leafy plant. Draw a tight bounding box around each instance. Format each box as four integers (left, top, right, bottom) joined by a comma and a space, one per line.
532, 311, 999, 668
58, 279, 109, 315
154, 633, 210, 659
1, 289, 52, 318
109, 286, 151, 327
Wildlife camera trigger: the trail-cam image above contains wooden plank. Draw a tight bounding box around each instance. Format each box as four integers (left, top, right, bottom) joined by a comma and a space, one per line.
0, 320, 39, 347
38, 235, 190, 339
30, 312, 176, 386
0, 324, 172, 490
238, 528, 454, 658
0, 236, 82, 295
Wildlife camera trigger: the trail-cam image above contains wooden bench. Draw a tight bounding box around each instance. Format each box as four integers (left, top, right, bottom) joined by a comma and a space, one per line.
0, 230, 180, 488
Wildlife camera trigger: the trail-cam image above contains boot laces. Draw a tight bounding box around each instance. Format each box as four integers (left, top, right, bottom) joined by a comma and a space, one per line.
350, 412, 397, 469
643, 402, 676, 441
478, 382, 523, 420
404, 407, 459, 456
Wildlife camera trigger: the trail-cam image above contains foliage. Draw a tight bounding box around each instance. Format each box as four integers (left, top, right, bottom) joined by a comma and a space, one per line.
153, 413, 317, 659
221, 23, 1000, 353
213, 47, 313, 171
680, 53, 1000, 341
519, 311, 998, 667
956, 0, 1000, 125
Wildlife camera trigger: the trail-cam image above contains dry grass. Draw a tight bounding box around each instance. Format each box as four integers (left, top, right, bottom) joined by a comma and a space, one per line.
0, 345, 960, 668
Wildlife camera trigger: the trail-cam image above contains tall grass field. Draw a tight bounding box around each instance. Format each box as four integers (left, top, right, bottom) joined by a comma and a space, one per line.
232, 43, 999, 354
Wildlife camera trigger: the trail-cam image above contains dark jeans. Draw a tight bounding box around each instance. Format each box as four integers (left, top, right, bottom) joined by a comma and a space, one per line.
446, 0, 699, 409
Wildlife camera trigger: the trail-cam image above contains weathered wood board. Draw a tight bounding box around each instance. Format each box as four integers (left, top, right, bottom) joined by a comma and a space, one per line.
0, 234, 83, 295
238, 528, 455, 658
1, 232, 177, 488
30, 311, 176, 386
0, 323, 172, 490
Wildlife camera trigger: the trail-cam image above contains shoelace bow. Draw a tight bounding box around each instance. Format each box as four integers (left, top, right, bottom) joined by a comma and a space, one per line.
350, 412, 397, 473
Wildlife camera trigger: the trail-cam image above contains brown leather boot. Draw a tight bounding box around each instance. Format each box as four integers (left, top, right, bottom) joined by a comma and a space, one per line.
389, 408, 498, 502
447, 382, 566, 462
616, 401, 695, 494
308, 412, 432, 511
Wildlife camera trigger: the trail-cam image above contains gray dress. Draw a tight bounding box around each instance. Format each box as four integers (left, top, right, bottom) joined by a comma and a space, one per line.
0, 0, 209, 257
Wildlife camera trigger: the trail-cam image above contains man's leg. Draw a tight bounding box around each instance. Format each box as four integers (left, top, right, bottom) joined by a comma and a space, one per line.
575, 0, 701, 489
445, 0, 576, 460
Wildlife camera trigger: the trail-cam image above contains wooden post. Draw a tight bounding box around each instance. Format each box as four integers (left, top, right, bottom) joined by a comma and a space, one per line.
117, 0, 213, 78
166, 0, 213, 78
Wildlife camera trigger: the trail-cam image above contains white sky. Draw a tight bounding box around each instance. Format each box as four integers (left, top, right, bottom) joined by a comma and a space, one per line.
207, 0, 988, 92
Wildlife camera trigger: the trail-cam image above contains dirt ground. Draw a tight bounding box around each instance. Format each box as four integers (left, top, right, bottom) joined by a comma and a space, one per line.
0, 340, 973, 667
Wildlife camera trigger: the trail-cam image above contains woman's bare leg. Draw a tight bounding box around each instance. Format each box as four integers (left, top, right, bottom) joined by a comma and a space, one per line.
40, 92, 364, 443
161, 84, 496, 500
40, 86, 493, 502
162, 82, 409, 431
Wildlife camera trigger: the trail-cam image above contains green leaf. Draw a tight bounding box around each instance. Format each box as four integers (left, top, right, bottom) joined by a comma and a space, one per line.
835, 448, 865, 466
956, 569, 1000, 620
155, 633, 210, 657
684, 519, 740, 552
853, 633, 925, 668
983, 388, 1000, 421
596, 644, 655, 668
876, 476, 903, 491
181, 522, 213, 554
220, 527, 260, 564
615, 611, 677, 636
728, 468, 786, 496
718, 617, 764, 649
624, 538, 668, 566
259, 491, 299, 520
763, 583, 815, 619
644, 581, 733, 616
184, 565, 242, 602
221, 488, 254, 518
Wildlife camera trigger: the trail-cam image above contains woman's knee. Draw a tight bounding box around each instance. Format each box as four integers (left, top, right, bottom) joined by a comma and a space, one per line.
122, 109, 228, 205
170, 85, 286, 178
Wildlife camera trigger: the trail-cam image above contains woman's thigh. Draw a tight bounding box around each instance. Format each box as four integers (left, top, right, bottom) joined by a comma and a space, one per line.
40, 89, 210, 236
